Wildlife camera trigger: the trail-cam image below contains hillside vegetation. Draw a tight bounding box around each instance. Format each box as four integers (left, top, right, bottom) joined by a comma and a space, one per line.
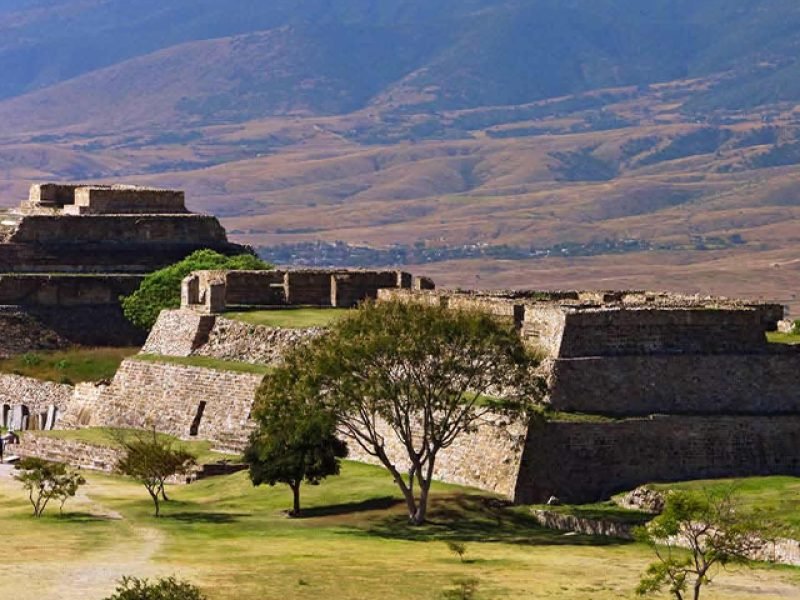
1, 1, 800, 310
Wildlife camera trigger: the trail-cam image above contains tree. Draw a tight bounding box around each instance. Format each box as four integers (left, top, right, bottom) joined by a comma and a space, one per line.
636, 488, 767, 600
14, 457, 86, 518
115, 429, 197, 517
257, 300, 543, 525
103, 576, 206, 600
121, 249, 270, 330
245, 395, 348, 516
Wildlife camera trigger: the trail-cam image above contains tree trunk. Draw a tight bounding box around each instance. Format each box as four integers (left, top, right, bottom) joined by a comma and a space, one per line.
159, 481, 169, 502
290, 482, 301, 517
148, 487, 161, 517
693, 580, 703, 600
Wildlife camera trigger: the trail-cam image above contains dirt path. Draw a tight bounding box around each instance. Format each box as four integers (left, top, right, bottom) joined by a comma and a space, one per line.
0, 463, 169, 600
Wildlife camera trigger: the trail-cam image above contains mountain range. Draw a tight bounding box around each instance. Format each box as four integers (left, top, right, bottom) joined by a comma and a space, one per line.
1, 0, 799, 310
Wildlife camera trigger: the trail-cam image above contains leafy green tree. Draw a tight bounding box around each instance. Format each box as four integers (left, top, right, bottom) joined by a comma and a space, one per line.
245, 395, 347, 516
14, 457, 86, 517
636, 488, 767, 600
115, 429, 197, 517
258, 300, 543, 525
103, 576, 206, 600
121, 249, 270, 330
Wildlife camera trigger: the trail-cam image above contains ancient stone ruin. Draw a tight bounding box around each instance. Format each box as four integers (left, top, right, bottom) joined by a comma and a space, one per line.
3, 183, 799, 504
0, 183, 246, 352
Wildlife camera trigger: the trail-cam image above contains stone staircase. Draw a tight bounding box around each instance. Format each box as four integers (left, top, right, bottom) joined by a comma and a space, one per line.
211, 428, 254, 455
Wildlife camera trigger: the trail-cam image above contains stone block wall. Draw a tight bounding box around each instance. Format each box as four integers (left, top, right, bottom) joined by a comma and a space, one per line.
58, 358, 264, 447
140, 309, 217, 357
16, 434, 123, 472
0, 274, 142, 307
515, 416, 800, 504
183, 269, 420, 313
557, 308, 769, 357
0, 374, 72, 430
193, 317, 321, 365
346, 413, 528, 498
67, 186, 187, 215
547, 352, 800, 416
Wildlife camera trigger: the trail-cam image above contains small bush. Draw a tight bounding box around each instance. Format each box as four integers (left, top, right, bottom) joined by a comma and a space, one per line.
103, 576, 206, 600
439, 578, 480, 600
21, 353, 42, 367
446, 540, 468, 563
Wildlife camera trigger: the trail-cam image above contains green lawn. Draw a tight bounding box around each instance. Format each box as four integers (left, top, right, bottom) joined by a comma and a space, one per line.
0, 463, 797, 600
0, 347, 139, 383
768, 331, 800, 345
30, 427, 238, 465
135, 354, 272, 375
225, 308, 349, 329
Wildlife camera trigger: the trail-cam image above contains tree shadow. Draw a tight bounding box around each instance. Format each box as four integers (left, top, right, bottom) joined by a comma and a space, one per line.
298, 496, 402, 519
355, 494, 633, 547
50, 511, 119, 523
163, 511, 248, 524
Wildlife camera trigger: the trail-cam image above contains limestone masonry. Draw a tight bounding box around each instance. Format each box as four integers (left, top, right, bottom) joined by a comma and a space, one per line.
0, 183, 247, 355
3, 184, 800, 504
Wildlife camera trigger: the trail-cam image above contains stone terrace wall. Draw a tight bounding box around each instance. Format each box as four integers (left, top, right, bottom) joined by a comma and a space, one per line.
141, 309, 217, 357
515, 416, 800, 504
557, 308, 770, 357
0, 274, 141, 306
193, 317, 321, 365
347, 413, 528, 498
548, 352, 800, 416
59, 359, 264, 446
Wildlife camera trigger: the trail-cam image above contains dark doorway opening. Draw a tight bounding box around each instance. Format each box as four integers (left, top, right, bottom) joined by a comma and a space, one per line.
189, 401, 207, 437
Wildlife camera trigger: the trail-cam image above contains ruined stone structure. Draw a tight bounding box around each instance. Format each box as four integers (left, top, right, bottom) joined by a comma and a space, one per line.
0, 183, 247, 354
180, 268, 433, 313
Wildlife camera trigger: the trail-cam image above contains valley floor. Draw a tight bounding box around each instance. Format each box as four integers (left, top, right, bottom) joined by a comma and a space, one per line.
1, 462, 798, 600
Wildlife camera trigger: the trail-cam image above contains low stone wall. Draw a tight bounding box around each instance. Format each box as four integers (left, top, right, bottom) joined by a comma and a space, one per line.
58, 359, 264, 447
531, 510, 800, 567
548, 353, 800, 416
16, 434, 122, 472
346, 413, 528, 498
515, 416, 800, 504
531, 509, 635, 539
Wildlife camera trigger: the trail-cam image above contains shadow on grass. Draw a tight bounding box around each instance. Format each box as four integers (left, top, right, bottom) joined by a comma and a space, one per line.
163, 511, 248, 524
47, 512, 118, 523
355, 494, 632, 547
299, 496, 402, 519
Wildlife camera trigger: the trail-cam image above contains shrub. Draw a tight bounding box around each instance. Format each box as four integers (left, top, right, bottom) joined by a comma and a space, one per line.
103, 576, 206, 600
14, 457, 86, 517
121, 249, 270, 330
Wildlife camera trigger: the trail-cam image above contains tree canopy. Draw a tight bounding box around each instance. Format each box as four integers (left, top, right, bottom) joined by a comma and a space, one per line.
245, 396, 347, 516
636, 488, 769, 600
121, 249, 270, 330
255, 299, 544, 524
115, 429, 197, 517
14, 457, 86, 517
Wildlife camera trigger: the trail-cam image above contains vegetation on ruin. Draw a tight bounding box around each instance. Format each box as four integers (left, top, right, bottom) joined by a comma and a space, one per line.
121, 249, 271, 330
115, 428, 197, 517
0, 462, 796, 600
134, 353, 273, 375
225, 308, 348, 329
245, 399, 348, 516
255, 299, 545, 525
767, 331, 800, 345
636, 488, 771, 600
0, 346, 138, 383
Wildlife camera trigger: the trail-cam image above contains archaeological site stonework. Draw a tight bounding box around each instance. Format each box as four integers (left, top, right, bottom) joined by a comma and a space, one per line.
0, 183, 248, 354
3, 180, 800, 505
